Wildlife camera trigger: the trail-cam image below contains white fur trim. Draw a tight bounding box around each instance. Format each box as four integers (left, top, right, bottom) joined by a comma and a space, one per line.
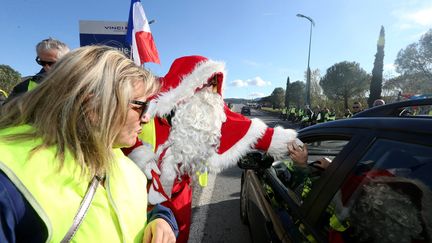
207, 118, 268, 172
153, 60, 226, 117
267, 126, 297, 160
127, 145, 157, 174
146, 99, 158, 118
153, 146, 179, 199
148, 182, 169, 204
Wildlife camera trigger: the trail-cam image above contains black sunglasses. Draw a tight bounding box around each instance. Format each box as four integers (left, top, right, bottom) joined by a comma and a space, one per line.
130, 100, 149, 118
35, 57, 56, 67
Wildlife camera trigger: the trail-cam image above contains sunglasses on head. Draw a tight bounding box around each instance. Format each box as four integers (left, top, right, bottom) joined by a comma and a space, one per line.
130, 100, 149, 118
35, 57, 56, 67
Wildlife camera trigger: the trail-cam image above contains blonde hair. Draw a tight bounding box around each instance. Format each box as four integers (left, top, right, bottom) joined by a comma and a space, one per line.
0, 45, 159, 176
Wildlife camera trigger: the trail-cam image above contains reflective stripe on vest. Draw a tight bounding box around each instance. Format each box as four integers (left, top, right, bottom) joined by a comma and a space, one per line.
329, 214, 350, 232
0, 125, 148, 242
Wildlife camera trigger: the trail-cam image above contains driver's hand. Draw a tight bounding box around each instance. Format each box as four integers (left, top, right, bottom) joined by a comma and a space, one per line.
313, 157, 331, 169
288, 141, 308, 167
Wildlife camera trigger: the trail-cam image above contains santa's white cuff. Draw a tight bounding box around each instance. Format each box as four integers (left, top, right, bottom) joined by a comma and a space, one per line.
267, 126, 297, 160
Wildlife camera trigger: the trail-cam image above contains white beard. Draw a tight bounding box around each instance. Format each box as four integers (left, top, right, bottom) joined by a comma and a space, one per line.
166, 90, 226, 177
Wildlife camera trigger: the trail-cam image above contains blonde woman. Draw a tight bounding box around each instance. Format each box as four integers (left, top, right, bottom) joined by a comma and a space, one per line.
0, 46, 176, 243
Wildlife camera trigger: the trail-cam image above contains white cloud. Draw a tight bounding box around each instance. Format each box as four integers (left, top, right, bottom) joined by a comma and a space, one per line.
249, 76, 271, 86
405, 8, 432, 26
393, 6, 432, 30
230, 79, 248, 87
228, 76, 271, 87
384, 63, 396, 73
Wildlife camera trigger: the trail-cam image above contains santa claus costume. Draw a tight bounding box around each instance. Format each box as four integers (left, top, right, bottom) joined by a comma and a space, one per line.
126, 55, 298, 243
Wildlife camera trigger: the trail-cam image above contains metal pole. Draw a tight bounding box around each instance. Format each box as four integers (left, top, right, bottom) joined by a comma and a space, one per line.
296, 14, 315, 107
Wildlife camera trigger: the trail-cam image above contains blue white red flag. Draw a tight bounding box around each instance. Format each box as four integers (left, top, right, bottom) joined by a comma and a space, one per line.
126, 0, 160, 65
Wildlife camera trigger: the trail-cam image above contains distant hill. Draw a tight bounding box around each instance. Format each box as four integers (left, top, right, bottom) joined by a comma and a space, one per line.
224, 97, 268, 105
224, 98, 251, 104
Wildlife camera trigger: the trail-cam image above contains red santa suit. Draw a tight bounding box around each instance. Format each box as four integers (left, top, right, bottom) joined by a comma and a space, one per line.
126, 55, 297, 243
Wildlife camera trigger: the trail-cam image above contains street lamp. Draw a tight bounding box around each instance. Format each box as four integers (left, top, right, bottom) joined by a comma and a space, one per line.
296, 13, 315, 107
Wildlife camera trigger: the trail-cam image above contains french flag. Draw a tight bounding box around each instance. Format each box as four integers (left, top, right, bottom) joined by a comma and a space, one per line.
126, 0, 160, 65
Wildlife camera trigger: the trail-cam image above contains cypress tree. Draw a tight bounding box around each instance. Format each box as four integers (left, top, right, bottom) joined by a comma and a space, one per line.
368, 26, 385, 108
285, 76, 290, 108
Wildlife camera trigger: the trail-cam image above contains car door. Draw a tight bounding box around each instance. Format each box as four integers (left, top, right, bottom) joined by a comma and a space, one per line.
256, 127, 375, 242
245, 126, 372, 242
311, 128, 432, 242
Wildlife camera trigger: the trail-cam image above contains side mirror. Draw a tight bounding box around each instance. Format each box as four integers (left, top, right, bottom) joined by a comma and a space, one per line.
238, 151, 274, 170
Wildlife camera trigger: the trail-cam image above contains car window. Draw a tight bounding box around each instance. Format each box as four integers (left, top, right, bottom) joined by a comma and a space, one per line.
265, 138, 350, 242
399, 104, 432, 117
271, 139, 350, 204
318, 139, 432, 242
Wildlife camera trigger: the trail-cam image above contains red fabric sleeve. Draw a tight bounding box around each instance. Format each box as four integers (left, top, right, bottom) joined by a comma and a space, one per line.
218, 106, 252, 154
254, 127, 274, 151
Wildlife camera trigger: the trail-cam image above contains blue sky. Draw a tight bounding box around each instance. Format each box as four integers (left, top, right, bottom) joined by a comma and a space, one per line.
1, 0, 431, 99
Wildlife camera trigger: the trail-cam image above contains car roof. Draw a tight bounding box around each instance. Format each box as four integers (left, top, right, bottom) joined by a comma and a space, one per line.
353, 98, 432, 117
300, 98, 432, 135
301, 117, 432, 135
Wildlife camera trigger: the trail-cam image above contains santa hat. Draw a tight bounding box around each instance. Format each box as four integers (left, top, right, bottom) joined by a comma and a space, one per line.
146, 55, 225, 118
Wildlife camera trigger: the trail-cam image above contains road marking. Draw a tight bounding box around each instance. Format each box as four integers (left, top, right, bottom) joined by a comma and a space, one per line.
189, 172, 217, 242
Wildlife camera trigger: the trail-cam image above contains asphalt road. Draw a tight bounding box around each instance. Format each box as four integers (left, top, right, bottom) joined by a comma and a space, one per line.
189, 105, 298, 243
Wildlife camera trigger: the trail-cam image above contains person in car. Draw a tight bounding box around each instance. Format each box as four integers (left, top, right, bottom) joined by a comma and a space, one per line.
331, 176, 432, 243
288, 140, 432, 243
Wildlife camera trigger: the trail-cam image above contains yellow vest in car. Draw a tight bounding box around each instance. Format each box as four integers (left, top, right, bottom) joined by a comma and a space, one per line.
0, 125, 148, 243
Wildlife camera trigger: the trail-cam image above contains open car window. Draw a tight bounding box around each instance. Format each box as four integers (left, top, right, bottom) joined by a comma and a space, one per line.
271, 139, 350, 205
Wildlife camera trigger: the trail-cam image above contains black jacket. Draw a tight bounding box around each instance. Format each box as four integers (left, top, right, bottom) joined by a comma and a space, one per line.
6, 68, 46, 102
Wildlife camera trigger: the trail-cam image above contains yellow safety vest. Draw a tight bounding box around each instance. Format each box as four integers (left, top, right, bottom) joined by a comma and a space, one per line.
139, 118, 157, 152
0, 125, 148, 243
28, 80, 39, 91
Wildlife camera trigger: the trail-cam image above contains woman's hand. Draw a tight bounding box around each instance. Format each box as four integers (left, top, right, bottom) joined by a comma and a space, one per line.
288, 140, 308, 167
143, 218, 176, 243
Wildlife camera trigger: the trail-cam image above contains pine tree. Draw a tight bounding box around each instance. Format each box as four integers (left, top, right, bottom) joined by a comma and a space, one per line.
368, 26, 385, 108
285, 76, 290, 108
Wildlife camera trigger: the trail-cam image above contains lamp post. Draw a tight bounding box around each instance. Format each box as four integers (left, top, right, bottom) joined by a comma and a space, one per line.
296, 13, 315, 107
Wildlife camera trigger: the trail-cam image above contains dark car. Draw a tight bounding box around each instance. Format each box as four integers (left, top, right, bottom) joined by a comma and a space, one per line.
241, 106, 251, 116
238, 98, 432, 243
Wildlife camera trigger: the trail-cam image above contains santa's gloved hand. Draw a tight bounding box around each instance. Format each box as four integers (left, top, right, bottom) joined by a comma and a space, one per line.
144, 160, 161, 179
127, 144, 158, 177
148, 172, 170, 204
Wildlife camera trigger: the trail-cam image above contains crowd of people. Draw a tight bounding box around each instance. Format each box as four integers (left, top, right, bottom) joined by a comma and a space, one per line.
279, 98, 388, 128
0, 38, 301, 242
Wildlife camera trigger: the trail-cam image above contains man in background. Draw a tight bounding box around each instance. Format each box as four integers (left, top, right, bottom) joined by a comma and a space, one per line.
352, 101, 363, 114
7, 38, 69, 101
